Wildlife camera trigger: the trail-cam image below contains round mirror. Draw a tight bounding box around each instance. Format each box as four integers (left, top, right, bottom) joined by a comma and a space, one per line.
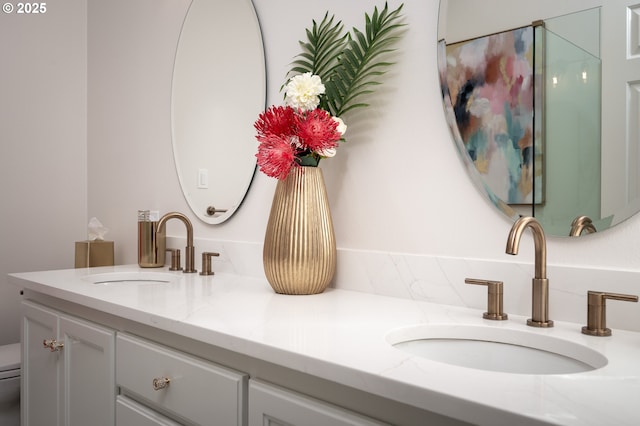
438, 0, 640, 236
172, 0, 265, 224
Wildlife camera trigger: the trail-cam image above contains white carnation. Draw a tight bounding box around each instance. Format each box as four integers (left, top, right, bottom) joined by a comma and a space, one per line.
332, 116, 347, 135
316, 147, 337, 158
284, 72, 325, 111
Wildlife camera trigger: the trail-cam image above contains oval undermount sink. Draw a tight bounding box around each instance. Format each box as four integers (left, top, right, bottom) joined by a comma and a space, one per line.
82, 271, 179, 285
387, 324, 608, 375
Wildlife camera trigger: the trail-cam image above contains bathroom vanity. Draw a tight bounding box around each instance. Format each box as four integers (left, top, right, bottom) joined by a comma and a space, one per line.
8, 265, 640, 426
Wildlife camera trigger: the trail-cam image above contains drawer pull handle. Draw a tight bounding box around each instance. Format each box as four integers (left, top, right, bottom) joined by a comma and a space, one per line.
43, 339, 64, 352
152, 377, 171, 391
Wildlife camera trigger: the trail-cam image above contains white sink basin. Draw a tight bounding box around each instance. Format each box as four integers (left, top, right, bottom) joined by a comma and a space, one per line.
82, 271, 179, 285
387, 324, 608, 375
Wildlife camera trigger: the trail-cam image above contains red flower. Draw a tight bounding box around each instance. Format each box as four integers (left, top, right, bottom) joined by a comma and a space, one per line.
295, 109, 341, 152
256, 134, 297, 179
254, 106, 296, 138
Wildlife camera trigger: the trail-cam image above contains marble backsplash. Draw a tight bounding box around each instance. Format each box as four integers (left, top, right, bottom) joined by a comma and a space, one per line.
169, 237, 640, 332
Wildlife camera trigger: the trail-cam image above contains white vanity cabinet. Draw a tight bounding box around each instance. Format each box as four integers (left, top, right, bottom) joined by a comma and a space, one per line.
21, 300, 116, 426
248, 379, 388, 426
116, 333, 248, 426
15, 284, 462, 426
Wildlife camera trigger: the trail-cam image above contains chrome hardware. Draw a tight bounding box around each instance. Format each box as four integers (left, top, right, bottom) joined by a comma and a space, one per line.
166, 248, 183, 271
465, 278, 508, 320
152, 377, 171, 391
506, 216, 554, 328
569, 215, 597, 237
581, 291, 638, 336
43, 339, 64, 352
200, 252, 220, 276
206, 206, 228, 216
157, 212, 197, 273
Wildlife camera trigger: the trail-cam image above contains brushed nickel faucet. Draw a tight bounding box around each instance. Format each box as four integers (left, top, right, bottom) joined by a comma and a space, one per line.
581, 291, 638, 336
505, 216, 553, 327
157, 212, 197, 273
465, 278, 508, 320
200, 252, 220, 276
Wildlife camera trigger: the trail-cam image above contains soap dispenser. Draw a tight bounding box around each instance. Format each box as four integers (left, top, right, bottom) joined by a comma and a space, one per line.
138, 210, 166, 267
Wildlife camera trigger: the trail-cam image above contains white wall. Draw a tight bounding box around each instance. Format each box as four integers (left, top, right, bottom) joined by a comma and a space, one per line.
86, 0, 191, 266
3, 0, 640, 345
0, 1, 87, 344
87, 0, 640, 269
86, 0, 506, 261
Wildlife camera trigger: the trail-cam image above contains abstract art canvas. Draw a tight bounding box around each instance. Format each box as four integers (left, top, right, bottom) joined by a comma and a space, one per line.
444, 27, 541, 205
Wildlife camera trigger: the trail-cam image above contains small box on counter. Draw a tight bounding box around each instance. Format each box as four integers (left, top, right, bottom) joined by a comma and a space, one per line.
75, 240, 114, 268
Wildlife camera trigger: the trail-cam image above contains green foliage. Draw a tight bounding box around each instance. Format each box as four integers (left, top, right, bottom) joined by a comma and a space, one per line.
289, 13, 349, 85
287, 3, 405, 117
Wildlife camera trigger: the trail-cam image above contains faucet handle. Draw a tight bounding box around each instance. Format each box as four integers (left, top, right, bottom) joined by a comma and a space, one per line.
465, 278, 508, 320
200, 252, 220, 276
581, 291, 638, 336
165, 248, 183, 271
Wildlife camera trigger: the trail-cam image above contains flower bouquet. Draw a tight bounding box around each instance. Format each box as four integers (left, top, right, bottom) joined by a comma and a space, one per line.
259, 3, 405, 294
255, 2, 405, 179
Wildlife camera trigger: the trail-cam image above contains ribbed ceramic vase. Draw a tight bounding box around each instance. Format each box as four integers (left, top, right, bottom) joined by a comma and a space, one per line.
263, 166, 337, 295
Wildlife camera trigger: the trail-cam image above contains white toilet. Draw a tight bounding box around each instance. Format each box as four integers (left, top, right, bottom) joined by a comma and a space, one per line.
0, 343, 20, 426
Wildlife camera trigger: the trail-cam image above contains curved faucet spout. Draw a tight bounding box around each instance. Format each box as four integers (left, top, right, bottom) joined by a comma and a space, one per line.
157, 212, 196, 273
506, 216, 547, 279
505, 216, 553, 328
569, 215, 597, 237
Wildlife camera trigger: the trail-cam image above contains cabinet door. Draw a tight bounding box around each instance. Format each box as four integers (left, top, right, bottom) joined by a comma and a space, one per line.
60, 314, 115, 426
248, 380, 388, 426
116, 395, 181, 426
22, 301, 116, 426
22, 301, 60, 426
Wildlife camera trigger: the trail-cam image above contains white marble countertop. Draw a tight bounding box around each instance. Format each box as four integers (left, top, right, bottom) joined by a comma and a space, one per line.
8, 265, 640, 426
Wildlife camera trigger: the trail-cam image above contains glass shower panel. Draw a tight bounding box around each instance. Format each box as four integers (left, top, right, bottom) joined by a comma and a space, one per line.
533, 26, 602, 236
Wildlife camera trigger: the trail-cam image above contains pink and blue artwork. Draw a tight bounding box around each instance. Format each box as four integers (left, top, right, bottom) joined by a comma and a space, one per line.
445, 27, 541, 205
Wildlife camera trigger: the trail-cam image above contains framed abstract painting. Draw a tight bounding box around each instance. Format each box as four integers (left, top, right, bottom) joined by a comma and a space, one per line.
444, 26, 543, 205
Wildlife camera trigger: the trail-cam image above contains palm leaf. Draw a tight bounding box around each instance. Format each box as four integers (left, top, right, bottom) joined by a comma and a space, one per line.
286, 13, 349, 89
287, 3, 405, 117
327, 3, 405, 116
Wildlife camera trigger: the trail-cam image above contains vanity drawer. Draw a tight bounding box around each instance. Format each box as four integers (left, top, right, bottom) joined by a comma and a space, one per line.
116, 333, 247, 426
116, 395, 181, 426
248, 379, 388, 426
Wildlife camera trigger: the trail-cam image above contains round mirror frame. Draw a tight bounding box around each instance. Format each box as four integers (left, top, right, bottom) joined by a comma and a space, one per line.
171, 0, 266, 224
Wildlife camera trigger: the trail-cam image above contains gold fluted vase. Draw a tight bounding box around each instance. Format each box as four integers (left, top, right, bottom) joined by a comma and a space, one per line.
263, 166, 337, 295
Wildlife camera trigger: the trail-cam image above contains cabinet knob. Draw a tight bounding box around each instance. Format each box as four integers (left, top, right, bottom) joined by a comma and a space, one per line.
465, 278, 508, 320
152, 377, 171, 391
43, 339, 64, 352
582, 291, 638, 336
